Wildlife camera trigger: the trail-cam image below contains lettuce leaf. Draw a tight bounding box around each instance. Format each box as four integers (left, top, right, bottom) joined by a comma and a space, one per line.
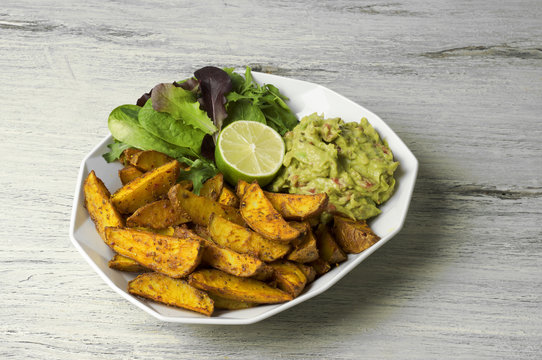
150, 83, 216, 135
138, 100, 205, 155
103, 140, 132, 163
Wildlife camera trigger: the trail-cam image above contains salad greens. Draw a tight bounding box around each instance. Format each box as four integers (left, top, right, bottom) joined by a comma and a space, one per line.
103, 66, 298, 193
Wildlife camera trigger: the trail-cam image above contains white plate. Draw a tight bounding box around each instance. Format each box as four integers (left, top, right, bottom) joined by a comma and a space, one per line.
69, 72, 418, 325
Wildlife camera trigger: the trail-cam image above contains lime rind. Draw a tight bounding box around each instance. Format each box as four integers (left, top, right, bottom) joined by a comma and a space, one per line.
215, 121, 285, 186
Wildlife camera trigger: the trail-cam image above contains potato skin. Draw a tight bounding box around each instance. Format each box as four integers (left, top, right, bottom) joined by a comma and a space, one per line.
332, 215, 380, 254
119, 148, 142, 166
108, 254, 150, 273
309, 258, 331, 276
296, 263, 316, 283
83, 170, 124, 241
126, 199, 191, 229
286, 222, 319, 263
104, 227, 202, 278
217, 186, 239, 208
199, 173, 224, 201
129, 272, 214, 316
111, 160, 181, 214
129, 150, 173, 171
119, 166, 144, 185
268, 260, 308, 297
209, 294, 255, 310
208, 214, 290, 262
316, 224, 347, 264
188, 269, 293, 304
168, 185, 244, 226
264, 192, 328, 221
240, 182, 300, 242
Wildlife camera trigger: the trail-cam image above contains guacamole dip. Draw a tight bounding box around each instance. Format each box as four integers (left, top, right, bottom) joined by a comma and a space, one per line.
269, 113, 399, 221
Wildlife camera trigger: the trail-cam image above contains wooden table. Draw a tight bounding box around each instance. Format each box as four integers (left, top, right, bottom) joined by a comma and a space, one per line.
1, 1, 541, 358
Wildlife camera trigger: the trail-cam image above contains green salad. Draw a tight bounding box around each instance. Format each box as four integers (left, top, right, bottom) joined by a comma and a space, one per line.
103, 66, 298, 193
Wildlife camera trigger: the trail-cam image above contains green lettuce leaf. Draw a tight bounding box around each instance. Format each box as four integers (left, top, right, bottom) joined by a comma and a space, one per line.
150, 83, 216, 135
103, 140, 132, 163
107, 104, 194, 158
138, 100, 205, 155
178, 157, 218, 195
225, 99, 266, 126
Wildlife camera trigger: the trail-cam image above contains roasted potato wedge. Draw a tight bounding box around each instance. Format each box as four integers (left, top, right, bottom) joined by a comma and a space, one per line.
119, 148, 142, 166
286, 222, 319, 263
104, 227, 202, 278
129, 273, 214, 316
264, 192, 328, 221
129, 150, 173, 171
236, 179, 250, 198
131, 226, 175, 236
174, 227, 269, 278
200, 173, 224, 201
268, 260, 308, 297
108, 254, 150, 272
333, 215, 380, 254
240, 182, 300, 242
83, 170, 124, 241
309, 258, 331, 276
296, 263, 316, 283
111, 160, 181, 214
188, 269, 293, 304
119, 166, 144, 185
168, 185, 244, 226
126, 199, 191, 229
208, 215, 290, 262
189, 224, 212, 240
209, 294, 255, 310
316, 224, 347, 264
218, 185, 239, 208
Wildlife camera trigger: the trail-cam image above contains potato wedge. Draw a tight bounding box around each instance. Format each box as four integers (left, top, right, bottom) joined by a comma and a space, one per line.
129, 150, 173, 171
111, 160, 181, 214
309, 258, 331, 276
316, 224, 347, 264
83, 170, 124, 241
168, 184, 244, 226
209, 294, 255, 310
131, 226, 175, 236
264, 192, 328, 221
128, 272, 214, 316
240, 182, 300, 242
286, 222, 319, 263
174, 227, 268, 278
200, 173, 224, 201
236, 179, 250, 198
104, 227, 202, 278
218, 185, 239, 208
333, 215, 380, 254
189, 224, 212, 241
296, 263, 316, 283
268, 260, 308, 297
119, 148, 142, 166
188, 269, 293, 304
119, 166, 144, 185
208, 215, 290, 262
108, 254, 150, 272
126, 199, 191, 229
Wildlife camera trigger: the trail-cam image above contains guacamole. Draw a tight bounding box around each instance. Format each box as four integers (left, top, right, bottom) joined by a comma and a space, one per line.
269, 113, 399, 221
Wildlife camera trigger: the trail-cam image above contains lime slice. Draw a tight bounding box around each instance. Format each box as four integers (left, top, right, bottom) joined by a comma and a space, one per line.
215, 121, 285, 187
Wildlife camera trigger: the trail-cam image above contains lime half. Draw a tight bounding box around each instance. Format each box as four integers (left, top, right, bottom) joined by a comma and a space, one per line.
215, 121, 285, 187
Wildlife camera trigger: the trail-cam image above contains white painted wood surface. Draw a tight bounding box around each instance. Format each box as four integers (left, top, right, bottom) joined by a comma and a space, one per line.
1, 0, 541, 358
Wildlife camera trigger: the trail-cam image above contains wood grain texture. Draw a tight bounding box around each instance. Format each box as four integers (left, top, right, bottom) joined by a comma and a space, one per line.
1, 0, 541, 359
